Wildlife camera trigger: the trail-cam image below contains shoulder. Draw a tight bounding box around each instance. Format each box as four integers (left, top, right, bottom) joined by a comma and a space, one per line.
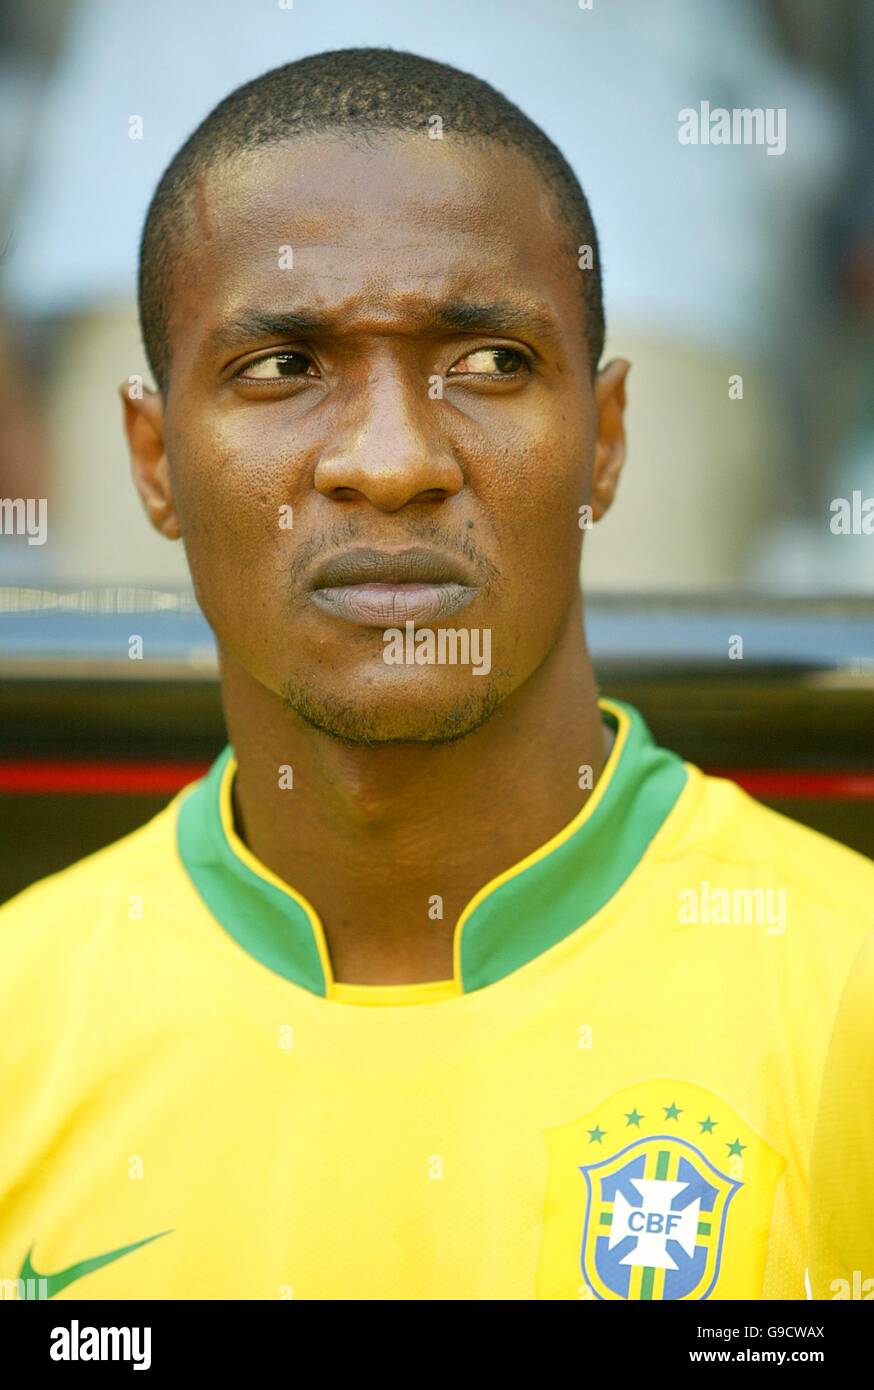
820, 927, 874, 1058
0, 786, 214, 1109
808, 924, 874, 1293
0, 792, 188, 973
666, 765, 874, 929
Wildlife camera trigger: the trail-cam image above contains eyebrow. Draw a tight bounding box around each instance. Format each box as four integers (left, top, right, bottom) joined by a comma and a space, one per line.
206, 300, 562, 353
430, 300, 561, 345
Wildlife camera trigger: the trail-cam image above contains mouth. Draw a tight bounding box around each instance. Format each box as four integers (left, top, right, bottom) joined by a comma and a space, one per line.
307, 547, 479, 628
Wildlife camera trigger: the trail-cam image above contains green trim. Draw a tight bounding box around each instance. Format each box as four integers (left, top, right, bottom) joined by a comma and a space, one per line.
176, 700, 686, 999
177, 749, 327, 996
458, 700, 687, 991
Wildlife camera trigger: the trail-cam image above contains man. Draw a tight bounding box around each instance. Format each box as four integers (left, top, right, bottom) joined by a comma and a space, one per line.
0, 48, 871, 1301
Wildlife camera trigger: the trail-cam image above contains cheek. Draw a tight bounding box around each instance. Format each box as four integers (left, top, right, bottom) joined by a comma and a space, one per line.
481, 418, 591, 595
468, 432, 588, 675
170, 413, 290, 548
167, 423, 290, 638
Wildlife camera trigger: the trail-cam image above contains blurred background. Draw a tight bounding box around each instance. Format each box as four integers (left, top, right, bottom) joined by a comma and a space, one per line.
2, 0, 873, 591
0, 0, 872, 898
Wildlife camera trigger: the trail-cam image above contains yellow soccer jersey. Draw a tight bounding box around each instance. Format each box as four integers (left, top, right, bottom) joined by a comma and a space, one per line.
809, 927, 874, 1301
1, 698, 872, 1301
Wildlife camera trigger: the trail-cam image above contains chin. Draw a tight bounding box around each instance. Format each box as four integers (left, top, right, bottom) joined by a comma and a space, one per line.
279, 674, 506, 747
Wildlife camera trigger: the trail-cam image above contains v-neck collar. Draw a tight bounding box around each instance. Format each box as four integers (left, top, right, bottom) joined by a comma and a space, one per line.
176, 698, 687, 1001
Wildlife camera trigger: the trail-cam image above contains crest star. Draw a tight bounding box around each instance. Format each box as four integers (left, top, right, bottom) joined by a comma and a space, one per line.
727, 1138, 747, 1157
663, 1102, 683, 1121
624, 1108, 644, 1127
588, 1125, 606, 1144
699, 1115, 717, 1134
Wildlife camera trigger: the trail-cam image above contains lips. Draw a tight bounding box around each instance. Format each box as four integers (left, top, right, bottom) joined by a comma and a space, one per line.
308, 547, 478, 627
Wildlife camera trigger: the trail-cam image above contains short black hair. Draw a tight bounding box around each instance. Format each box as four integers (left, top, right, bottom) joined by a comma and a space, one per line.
138, 47, 604, 393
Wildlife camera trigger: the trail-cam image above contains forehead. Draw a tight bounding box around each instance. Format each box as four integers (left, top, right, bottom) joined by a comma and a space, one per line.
171, 133, 584, 360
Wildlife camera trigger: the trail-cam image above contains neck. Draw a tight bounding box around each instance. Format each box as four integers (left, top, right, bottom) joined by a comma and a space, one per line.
219, 595, 609, 984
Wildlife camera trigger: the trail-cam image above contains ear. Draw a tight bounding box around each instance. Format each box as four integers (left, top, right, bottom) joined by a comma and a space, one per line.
591, 358, 630, 523
119, 380, 180, 540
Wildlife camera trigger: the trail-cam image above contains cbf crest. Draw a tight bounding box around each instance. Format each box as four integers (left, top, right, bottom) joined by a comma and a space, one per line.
579, 1134, 739, 1299
537, 1079, 786, 1300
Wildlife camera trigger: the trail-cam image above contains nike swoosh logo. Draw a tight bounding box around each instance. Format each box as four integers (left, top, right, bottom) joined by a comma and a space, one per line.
18, 1229, 173, 1298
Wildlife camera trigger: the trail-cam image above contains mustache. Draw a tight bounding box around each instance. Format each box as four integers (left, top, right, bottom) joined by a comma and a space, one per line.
286, 518, 499, 592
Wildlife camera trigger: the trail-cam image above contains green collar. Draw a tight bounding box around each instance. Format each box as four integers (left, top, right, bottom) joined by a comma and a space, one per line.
176, 698, 687, 999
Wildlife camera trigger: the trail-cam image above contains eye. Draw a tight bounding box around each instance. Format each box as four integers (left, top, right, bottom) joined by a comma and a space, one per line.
235, 352, 318, 382
446, 347, 529, 377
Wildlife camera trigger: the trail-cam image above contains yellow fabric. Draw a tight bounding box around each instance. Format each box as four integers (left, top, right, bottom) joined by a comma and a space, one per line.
331, 979, 456, 1007
0, 755, 872, 1299
809, 929, 874, 1301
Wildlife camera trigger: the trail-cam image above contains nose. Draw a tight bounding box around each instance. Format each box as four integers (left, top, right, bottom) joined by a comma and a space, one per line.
313, 366, 464, 511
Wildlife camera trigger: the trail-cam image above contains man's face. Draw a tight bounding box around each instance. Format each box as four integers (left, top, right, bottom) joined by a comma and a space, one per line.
128, 133, 626, 743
